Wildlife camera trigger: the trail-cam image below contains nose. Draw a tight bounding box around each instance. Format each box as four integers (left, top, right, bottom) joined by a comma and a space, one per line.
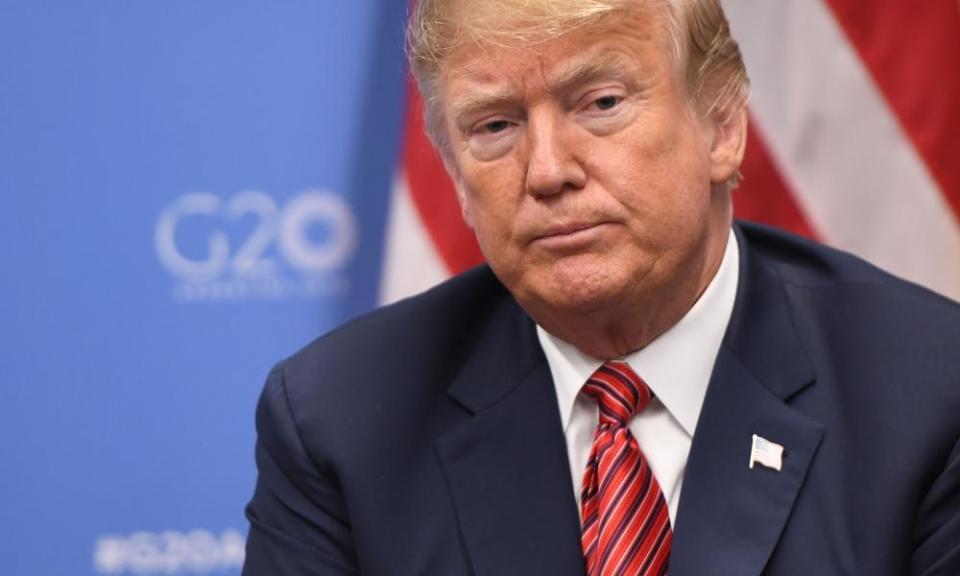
524, 109, 586, 198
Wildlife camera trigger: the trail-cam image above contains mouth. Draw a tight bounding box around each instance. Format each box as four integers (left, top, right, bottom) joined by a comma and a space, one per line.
530, 221, 613, 250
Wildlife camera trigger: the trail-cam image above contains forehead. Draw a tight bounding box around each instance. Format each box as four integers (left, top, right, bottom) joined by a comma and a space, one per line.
439, 11, 668, 95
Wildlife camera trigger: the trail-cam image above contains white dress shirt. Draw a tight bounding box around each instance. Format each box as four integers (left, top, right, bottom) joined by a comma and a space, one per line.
536, 228, 740, 525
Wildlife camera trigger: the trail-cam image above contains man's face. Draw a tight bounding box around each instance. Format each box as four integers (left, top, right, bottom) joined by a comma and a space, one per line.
440, 9, 738, 330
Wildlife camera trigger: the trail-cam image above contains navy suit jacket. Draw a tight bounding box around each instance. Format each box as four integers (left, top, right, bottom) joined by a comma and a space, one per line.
244, 223, 960, 575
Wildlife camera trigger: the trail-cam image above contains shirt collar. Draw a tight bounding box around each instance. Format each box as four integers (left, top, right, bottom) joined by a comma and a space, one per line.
537, 228, 740, 436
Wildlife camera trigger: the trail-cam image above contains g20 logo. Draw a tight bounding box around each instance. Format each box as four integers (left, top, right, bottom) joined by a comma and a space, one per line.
155, 189, 358, 283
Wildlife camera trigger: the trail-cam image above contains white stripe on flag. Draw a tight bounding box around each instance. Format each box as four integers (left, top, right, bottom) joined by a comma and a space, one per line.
726, 0, 960, 301
379, 172, 451, 305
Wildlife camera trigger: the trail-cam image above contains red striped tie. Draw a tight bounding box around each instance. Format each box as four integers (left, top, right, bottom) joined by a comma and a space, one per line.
580, 361, 672, 576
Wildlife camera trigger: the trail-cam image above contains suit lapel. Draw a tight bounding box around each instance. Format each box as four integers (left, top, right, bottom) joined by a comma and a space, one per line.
435, 295, 586, 576
670, 226, 825, 576
433, 226, 827, 575
670, 347, 824, 576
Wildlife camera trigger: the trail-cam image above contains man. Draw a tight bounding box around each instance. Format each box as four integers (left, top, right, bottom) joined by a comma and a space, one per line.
244, 0, 960, 574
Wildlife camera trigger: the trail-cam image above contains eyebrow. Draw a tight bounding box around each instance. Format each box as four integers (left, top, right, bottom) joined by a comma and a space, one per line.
545, 51, 639, 95
449, 86, 519, 122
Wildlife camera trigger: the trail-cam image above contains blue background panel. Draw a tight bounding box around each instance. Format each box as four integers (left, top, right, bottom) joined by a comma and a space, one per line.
0, 1, 408, 573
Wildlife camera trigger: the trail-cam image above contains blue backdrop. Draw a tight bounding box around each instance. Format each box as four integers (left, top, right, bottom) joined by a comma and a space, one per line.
0, 1, 409, 573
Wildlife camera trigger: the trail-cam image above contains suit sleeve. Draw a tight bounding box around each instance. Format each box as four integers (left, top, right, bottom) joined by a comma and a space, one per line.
243, 363, 359, 575
912, 434, 960, 575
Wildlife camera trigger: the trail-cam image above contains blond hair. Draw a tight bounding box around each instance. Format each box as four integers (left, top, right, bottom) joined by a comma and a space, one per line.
406, 0, 749, 159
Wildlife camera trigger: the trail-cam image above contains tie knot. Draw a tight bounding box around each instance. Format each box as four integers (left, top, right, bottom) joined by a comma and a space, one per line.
583, 361, 652, 426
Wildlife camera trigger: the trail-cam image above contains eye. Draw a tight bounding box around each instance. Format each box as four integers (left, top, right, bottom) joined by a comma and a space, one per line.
467, 116, 520, 161
479, 119, 512, 134
591, 95, 623, 111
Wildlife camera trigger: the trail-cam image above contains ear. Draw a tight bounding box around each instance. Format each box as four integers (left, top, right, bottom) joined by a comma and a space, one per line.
452, 177, 475, 229
440, 150, 476, 229
708, 107, 748, 185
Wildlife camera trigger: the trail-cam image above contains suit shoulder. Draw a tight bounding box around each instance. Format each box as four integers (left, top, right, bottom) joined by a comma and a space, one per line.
257, 265, 518, 466
739, 220, 960, 316
274, 265, 514, 401
739, 221, 960, 404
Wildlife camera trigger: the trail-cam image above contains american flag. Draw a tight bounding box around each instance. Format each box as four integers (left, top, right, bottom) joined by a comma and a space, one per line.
380, 1, 960, 305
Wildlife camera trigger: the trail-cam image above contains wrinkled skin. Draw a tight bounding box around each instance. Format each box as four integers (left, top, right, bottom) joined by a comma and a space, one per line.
440, 9, 746, 359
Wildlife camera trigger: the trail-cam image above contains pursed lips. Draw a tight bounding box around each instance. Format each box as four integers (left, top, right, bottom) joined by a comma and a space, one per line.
528, 221, 614, 248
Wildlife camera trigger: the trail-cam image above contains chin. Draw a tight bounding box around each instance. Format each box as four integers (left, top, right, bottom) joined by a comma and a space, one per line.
519, 261, 637, 316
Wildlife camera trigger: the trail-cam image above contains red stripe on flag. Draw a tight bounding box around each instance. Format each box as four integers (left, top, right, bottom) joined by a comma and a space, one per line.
402, 78, 485, 274
735, 118, 820, 240
823, 0, 960, 225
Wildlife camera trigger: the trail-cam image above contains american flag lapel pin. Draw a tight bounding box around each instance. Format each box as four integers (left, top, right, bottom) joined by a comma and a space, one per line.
749, 434, 785, 471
